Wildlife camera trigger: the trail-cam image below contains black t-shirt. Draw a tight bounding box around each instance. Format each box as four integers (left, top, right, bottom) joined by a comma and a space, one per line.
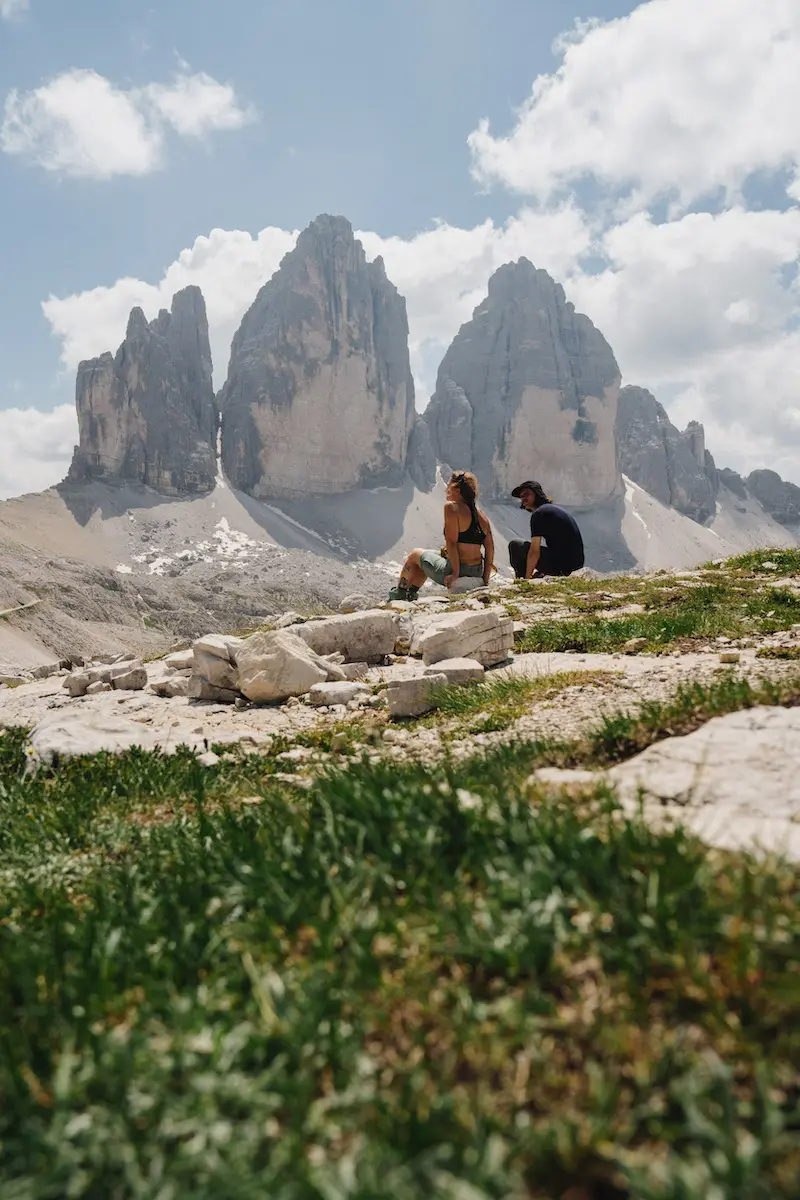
530, 504, 584, 568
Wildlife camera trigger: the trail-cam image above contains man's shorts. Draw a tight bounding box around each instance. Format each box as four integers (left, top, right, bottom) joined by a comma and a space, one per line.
418, 551, 484, 587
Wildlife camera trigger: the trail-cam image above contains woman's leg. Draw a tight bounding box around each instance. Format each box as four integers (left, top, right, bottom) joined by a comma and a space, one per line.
397, 548, 427, 590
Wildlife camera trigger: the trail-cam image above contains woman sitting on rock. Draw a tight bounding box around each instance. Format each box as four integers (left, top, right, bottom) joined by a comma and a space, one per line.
389, 471, 495, 601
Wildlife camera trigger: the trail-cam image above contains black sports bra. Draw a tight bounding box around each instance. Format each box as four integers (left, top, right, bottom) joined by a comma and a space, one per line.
458, 507, 486, 545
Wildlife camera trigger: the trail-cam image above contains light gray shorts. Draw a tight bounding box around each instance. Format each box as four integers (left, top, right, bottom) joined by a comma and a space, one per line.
418, 551, 484, 587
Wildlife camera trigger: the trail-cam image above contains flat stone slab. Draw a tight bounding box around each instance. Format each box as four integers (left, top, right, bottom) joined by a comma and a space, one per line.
29, 712, 208, 764
533, 706, 800, 861
388, 673, 448, 719
424, 657, 485, 686
308, 681, 370, 707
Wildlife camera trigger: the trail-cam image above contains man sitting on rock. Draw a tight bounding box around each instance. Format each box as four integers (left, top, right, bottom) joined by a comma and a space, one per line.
389, 470, 495, 600
508, 480, 585, 579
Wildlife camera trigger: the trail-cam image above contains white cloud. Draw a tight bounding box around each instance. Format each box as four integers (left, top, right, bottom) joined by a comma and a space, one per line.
0, 0, 28, 19
16, 0, 800, 499
43, 225, 297, 381
43, 206, 592, 399
1, 68, 254, 179
0, 405, 76, 501
469, 0, 800, 214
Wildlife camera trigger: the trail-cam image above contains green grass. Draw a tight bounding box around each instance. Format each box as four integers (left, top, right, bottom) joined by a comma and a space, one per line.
515, 579, 800, 654
581, 671, 800, 764
720, 548, 800, 575
426, 670, 614, 735
1, 718, 799, 1198
756, 645, 800, 661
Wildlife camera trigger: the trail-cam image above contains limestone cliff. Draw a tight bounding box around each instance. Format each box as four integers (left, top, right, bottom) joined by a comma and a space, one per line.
746, 469, 800, 528
616, 386, 718, 524
422, 259, 622, 504
67, 287, 217, 495
219, 215, 416, 498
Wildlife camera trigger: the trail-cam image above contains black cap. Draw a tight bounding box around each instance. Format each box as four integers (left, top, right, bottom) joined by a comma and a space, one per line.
511, 480, 540, 498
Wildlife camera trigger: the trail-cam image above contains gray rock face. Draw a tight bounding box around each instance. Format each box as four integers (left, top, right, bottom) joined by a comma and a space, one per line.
219, 214, 416, 498
68, 287, 217, 495
616, 386, 718, 523
422, 259, 622, 503
406, 414, 437, 492
717, 467, 748, 500
745, 469, 800, 527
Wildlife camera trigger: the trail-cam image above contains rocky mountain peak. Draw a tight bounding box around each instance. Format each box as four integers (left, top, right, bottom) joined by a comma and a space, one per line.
615, 386, 718, 524
67, 286, 217, 496
219, 214, 417, 498
746, 468, 800, 528
422, 259, 622, 504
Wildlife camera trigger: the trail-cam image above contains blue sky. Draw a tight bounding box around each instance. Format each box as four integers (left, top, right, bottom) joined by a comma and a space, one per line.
1, 0, 799, 497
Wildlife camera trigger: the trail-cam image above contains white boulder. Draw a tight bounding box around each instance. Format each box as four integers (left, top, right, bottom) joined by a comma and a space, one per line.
450, 577, 485, 595
607, 706, 800, 860
164, 649, 194, 671
237, 630, 335, 704
294, 610, 399, 663
413, 610, 513, 667
109, 660, 147, 691
423, 657, 485, 686
387, 673, 448, 719
308, 681, 371, 707
340, 594, 371, 613
190, 633, 243, 700
28, 712, 207, 764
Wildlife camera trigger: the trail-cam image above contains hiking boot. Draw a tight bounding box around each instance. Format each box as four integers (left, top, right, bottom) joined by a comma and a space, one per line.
387, 585, 419, 602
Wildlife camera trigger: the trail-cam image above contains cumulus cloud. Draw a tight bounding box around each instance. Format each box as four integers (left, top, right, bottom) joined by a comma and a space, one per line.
0, 405, 76, 500
23, 0, 800, 497
43, 225, 297, 381
1, 68, 254, 179
43, 206, 592, 399
469, 0, 800, 213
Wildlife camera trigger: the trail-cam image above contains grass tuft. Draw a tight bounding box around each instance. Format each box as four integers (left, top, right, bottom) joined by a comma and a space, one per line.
0, 694, 799, 1196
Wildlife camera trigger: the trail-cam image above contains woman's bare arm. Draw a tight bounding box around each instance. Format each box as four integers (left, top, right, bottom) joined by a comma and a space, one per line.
479, 511, 494, 584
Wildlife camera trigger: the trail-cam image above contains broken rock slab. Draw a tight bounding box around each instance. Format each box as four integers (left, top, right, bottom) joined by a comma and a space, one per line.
413, 610, 514, 668
192, 634, 243, 693
237, 630, 337, 704
339, 593, 371, 613
423, 658, 485, 686
294, 610, 399, 664
388, 673, 448, 719
28, 712, 208, 765
607, 706, 800, 860
188, 677, 240, 704
449, 578, 485, 595
308, 681, 371, 708
164, 649, 194, 671
109, 660, 147, 691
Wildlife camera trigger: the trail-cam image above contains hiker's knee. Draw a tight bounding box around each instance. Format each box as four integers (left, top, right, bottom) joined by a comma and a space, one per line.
405, 548, 423, 566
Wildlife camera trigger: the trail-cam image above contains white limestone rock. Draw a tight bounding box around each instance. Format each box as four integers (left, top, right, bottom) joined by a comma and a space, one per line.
191, 633, 243, 694
608, 706, 800, 860
340, 594, 371, 613
236, 630, 334, 704
28, 712, 207, 765
413, 610, 514, 668
308, 681, 371, 707
164, 649, 195, 671
387, 673, 448, 719
109, 660, 147, 691
423, 658, 485, 686
294, 610, 399, 663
